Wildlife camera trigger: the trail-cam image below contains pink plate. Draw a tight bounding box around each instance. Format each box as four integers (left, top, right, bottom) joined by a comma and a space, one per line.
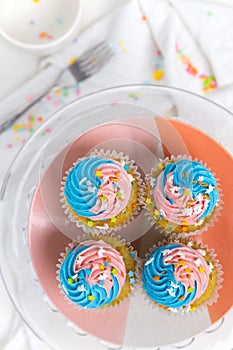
29, 118, 233, 347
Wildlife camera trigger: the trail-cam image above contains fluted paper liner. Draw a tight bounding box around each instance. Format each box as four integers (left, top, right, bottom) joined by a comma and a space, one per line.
144, 154, 223, 238
60, 149, 144, 234
56, 233, 140, 313
140, 237, 223, 315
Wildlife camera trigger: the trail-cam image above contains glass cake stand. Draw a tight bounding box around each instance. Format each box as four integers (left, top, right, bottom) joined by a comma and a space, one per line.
0, 85, 232, 350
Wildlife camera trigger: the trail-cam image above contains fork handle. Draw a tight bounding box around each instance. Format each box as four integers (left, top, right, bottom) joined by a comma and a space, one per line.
0, 65, 63, 132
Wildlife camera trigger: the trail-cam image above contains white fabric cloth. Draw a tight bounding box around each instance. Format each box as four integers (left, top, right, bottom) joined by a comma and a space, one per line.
0, 0, 233, 349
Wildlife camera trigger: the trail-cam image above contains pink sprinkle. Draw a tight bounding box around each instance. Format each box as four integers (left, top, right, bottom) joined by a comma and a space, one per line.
26, 95, 33, 102
46, 95, 52, 100
53, 100, 60, 106
7, 143, 13, 148
76, 88, 81, 96
45, 128, 51, 133
21, 139, 27, 144
110, 100, 118, 106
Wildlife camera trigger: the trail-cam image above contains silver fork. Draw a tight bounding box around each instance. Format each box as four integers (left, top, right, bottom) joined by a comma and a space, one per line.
0, 41, 113, 134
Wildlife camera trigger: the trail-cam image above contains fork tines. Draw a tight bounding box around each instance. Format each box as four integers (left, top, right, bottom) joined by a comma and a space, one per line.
69, 41, 113, 81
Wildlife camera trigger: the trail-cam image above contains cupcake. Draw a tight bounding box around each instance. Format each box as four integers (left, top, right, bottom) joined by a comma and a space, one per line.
145, 156, 221, 236
61, 149, 143, 233
142, 239, 222, 313
57, 234, 137, 309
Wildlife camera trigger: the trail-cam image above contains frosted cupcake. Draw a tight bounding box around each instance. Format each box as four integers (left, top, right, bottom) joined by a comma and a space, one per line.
57, 235, 137, 309
142, 240, 222, 313
145, 156, 221, 236
61, 150, 143, 233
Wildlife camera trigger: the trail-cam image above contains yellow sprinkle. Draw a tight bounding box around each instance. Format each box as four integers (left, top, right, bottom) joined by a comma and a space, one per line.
189, 305, 196, 312
185, 267, 191, 273
157, 163, 165, 170
99, 264, 105, 270
54, 88, 61, 95
146, 198, 152, 204
69, 56, 76, 65
199, 266, 205, 273
118, 40, 124, 47
179, 261, 186, 266
181, 221, 189, 226
110, 177, 119, 182
178, 296, 185, 301
14, 134, 20, 140
88, 295, 95, 301
95, 170, 102, 177
153, 69, 164, 80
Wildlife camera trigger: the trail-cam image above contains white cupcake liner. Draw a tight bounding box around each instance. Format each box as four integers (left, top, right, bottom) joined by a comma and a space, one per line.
56, 233, 140, 313
60, 148, 145, 235
144, 154, 223, 239
140, 237, 223, 315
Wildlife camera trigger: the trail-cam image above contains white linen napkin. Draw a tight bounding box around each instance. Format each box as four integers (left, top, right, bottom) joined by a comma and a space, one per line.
139, 0, 233, 110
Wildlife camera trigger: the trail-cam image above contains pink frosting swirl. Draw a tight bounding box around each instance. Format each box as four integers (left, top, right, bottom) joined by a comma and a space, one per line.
163, 243, 210, 302
90, 161, 133, 221
153, 172, 210, 225
74, 240, 126, 297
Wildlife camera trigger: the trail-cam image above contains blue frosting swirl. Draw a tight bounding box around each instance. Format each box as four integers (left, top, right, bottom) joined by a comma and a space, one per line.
142, 244, 197, 309
64, 157, 114, 218
160, 160, 219, 220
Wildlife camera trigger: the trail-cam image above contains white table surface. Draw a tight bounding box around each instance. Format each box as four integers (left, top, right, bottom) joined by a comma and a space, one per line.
0, 1, 233, 350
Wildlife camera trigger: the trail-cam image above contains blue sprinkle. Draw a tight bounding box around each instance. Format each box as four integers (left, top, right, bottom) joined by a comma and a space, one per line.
124, 165, 130, 171
130, 278, 135, 284
104, 261, 109, 267
128, 270, 134, 277
99, 280, 105, 286
85, 269, 91, 276
169, 198, 174, 205
129, 252, 135, 259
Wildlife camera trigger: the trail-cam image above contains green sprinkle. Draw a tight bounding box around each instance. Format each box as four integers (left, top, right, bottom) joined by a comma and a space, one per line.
111, 217, 117, 223
68, 278, 74, 284
184, 189, 190, 196
188, 287, 194, 293
112, 268, 118, 275
101, 195, 106, 202
87, 221, 94, 227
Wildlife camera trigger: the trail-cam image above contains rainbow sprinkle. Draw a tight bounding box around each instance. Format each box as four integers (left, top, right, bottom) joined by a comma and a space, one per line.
176, 43, 217, 93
